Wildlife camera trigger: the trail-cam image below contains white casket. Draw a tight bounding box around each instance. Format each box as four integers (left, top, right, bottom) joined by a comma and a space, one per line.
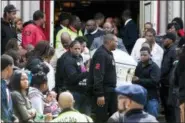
90, 49, 137, 87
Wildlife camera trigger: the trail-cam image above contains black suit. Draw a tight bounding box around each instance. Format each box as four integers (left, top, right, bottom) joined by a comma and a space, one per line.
120, 19, 138, 54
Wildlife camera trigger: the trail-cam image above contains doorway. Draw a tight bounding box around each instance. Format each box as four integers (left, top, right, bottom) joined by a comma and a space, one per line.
54, 0, 140, 28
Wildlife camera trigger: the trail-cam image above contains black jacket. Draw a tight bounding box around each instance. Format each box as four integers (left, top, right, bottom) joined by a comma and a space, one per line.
134, 59, 160, 99
85, 29, 104, 48
168, 61, 180, 107
55, 52, 69, 92
87, 45, 117, 97
1, 18, 17, 54
160, 44, 176, 86
119, 20, 138, 54
175, 62, 185, 104
60, 52, 88, 92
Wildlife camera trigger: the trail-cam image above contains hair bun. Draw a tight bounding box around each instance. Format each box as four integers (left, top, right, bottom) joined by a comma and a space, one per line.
31, 62, 49, 74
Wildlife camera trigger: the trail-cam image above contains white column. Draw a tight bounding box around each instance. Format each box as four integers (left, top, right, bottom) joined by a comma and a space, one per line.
167, 1, 173, 23
159, 1, 167, 35
9, 1, 17, 7
182, 1, 185, 28
1, 1, 9, 16
30, 1, 40, 18
15, 1, 21, 17
172, 1, 180, 18
151, 1, 158, 31
50, 1, 54, 47
139, 1, 144, 35
22, 1, 31, 22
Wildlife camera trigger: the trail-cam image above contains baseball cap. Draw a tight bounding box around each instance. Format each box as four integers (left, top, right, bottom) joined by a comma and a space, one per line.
115, 84, 147, 106
4, 4, 18, 13
163, 32, 176, 42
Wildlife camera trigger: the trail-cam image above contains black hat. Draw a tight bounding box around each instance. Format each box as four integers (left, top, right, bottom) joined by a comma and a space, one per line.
163, 32, 176, 42
4, 4, 18, 13
59, 13, 70, 22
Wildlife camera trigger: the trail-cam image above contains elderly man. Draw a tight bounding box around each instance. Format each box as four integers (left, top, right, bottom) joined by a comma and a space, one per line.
50, 32, 72, 70
108, 84, 158, 122
51, 91, 93, 122
90, 22, 127, 53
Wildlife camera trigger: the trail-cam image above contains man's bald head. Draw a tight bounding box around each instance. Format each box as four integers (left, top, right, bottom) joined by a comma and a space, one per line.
58, 91, 74, 109
103, 22, 114, 34
61, 32, 71, 41
61, 32, 72, 49
86, 19, 97, 33
103, 33, 118, 51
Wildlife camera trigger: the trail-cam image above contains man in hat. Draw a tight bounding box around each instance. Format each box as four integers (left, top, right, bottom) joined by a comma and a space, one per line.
54, 13, 71, 48
160, 32, 177, 122
1, 4, 18, 54
111, 84, 158, 122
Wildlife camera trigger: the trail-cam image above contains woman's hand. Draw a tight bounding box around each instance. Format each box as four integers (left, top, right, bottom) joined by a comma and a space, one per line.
30, 109, 36, 118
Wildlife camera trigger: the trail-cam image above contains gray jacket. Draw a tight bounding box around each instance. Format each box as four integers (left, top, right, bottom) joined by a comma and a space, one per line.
90, 35, 128, 53
107, 111, 125, 123
123, 109, 158, 123
28, 87, 45, 114
11, 91, 34, 122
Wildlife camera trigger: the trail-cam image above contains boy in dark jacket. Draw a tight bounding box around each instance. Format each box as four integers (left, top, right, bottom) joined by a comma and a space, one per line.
132, 47, 160, 118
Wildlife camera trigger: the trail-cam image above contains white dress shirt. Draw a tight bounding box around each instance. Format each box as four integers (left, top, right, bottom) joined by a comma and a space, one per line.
124, 19, 132, 26
131, 38, 164, 68
44, 61, 55, 91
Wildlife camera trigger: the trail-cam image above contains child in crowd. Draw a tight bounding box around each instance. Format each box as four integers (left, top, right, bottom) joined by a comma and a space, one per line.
44, 91, 61, 116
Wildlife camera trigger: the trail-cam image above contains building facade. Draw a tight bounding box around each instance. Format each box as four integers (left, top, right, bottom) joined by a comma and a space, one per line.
1, 0, 54, 46
1, 1, 185, 45
140, 0, 185, 35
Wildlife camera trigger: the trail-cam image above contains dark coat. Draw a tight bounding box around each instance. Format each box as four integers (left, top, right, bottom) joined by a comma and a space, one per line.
1, 18, 17, 54
60, 52, 88, 92
134, 59, 160, 100
87, 45, 116, 97
160, 44, 176, 86
119, 20, 139, 54
175, 62, 185, 104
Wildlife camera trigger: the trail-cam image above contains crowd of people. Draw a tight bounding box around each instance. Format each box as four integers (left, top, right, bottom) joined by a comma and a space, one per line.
1, 4, 185, 123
